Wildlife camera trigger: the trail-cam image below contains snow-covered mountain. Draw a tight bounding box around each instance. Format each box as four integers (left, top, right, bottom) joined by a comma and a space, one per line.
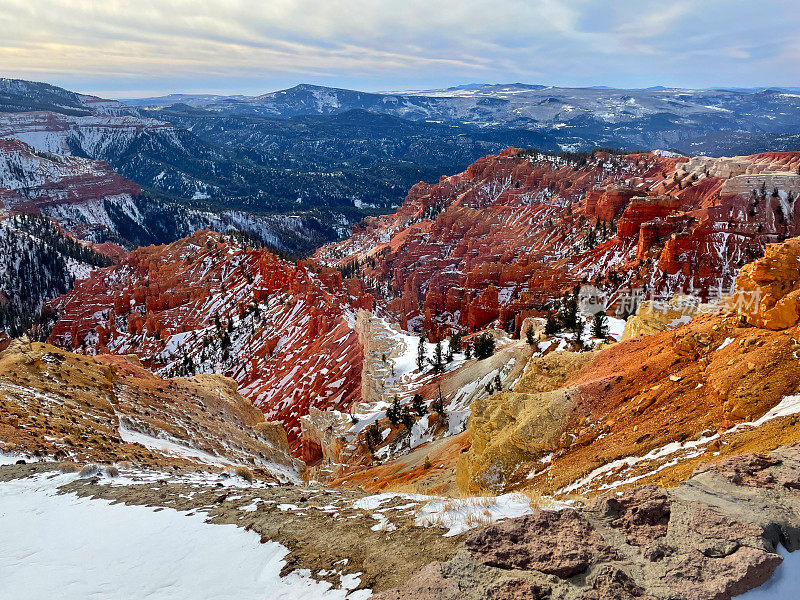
136, 83, 800, 154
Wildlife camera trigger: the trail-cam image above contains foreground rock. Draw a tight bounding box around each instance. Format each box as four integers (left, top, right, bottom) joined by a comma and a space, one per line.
378, 448, 800, 600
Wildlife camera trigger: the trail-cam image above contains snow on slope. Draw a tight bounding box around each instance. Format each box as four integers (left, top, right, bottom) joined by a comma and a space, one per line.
0, 472, 370, 600
48, 230, 370, 453
0, 111, 179, 157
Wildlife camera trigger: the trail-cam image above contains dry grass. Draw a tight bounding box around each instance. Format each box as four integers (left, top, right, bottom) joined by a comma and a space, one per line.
519, 487, 545, 510
79, 464, 100, 478
418, 513, 445, 528
463, 511, 492, 528
57, 461, 79, 473
457, 482, 495, 499
383, 481, 429, 495
235, 466, 254, 482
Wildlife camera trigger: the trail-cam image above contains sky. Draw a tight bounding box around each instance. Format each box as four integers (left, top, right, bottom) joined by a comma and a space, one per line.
0, 0, 798, 98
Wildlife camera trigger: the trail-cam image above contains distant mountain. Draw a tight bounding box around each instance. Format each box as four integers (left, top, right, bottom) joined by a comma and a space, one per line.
125, 82, 800, 156
0, 78, 133, 116
121, 93, 248, 107
0, 136, 341, 256
2, 77, 799, 257
1, 79, 562, 231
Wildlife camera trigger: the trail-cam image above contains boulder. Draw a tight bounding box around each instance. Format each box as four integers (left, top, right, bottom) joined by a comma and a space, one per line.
465, 509, 614, 578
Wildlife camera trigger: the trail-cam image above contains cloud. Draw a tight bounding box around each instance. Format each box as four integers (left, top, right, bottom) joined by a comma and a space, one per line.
0, 0, 797, 95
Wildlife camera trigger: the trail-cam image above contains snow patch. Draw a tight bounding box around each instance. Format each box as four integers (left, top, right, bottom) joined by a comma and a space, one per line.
0, 473, 370, 600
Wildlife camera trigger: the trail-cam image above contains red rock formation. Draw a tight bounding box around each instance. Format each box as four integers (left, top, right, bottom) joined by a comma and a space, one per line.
47, 230, 372, 454
318, 149, 800, 338
0, 138, 140, 209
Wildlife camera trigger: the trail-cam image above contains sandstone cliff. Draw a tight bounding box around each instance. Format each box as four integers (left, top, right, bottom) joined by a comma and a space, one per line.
318, 149, 800, 340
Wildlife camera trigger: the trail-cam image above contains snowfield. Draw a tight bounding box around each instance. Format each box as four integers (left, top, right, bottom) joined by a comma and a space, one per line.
0, 472, 370, 600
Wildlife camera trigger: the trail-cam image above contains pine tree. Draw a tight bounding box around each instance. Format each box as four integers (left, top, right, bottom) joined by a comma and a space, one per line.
560, 296, 578, 330
574, 317, 585, 345
449, 332, 462, 353
366, 422, 382, 454
473, 333, 495, 359
386, 396, 402, 424
591, 312, 609, 339
411, 393, 427, 416
431, 340, 444, 372
545, 311, 561, 335
431, 385, 446, 416
525, 324, 536, 345
416, 334, 427, 371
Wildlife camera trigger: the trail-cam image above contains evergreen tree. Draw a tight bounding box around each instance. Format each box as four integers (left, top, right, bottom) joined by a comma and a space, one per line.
449, 332, 462, 353
525, 324, 536, 345
591, 312, 609, 339
473, 333, 495, 359
411, 393, 427, 416
574, 317, 585, 345
431, 385, 446, 416
386, 396, 402, 425
366, 422, 382, 454
431, 339, 444, 372
545, 311, 561, 335
416, 334, 427, 371
560, 296, 579, 330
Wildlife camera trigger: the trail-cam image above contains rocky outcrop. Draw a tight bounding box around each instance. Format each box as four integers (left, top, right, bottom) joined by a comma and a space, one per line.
584, 185, 640, 222
379, 448, 800, 599
621, 296, 712, 340
457, 234, 800, 496
465, 509, 615, 577
456, 350, 593, 494
299, 406, 349, 466
736, 236, 800, 329
355, 310, 407, 408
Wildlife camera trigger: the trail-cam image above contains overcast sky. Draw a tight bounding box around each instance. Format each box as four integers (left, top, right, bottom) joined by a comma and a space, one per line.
0, 0, 797, 97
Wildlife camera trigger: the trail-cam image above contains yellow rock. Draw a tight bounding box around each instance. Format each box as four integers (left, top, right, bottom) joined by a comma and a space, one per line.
736, 237, 800, 330
456, 350, 593, 494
